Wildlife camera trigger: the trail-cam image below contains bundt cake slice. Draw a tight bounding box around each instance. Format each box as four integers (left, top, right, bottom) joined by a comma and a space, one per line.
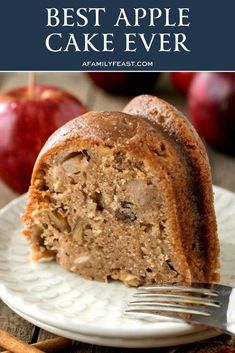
22, 97, 220, 286
123, 95, 220, 283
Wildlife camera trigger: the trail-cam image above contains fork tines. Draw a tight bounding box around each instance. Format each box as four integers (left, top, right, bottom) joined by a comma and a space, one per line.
125, 284, 221, 319
137, 284, 219, 296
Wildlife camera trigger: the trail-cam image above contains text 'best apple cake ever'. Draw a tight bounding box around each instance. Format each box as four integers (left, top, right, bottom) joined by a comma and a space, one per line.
22, 95, 220, 286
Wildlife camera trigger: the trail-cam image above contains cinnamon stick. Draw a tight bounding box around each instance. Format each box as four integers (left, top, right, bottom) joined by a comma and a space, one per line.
29, 337, 72, 353
0, 329, 72, 353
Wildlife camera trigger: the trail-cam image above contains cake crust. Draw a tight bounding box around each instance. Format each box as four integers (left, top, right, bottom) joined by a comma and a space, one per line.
124, 95, 220, 282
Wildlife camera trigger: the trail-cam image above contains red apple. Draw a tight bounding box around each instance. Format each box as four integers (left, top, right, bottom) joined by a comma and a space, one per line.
170, 72, 195, 94
188, 72, 235, 154
87, 72, 159, 95
0, 85, 88, 193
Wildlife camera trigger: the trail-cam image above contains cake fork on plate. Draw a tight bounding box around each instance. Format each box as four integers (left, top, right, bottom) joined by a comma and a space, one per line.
125, 283, 235, 335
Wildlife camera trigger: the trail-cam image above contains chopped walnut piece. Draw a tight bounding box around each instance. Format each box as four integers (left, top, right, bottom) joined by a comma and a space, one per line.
119, 270, 140, 286
73, 221, 84, 244
49, 211, 70, 232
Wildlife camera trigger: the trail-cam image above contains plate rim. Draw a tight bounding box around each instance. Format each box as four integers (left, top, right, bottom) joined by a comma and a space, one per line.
4, 299, 220, 348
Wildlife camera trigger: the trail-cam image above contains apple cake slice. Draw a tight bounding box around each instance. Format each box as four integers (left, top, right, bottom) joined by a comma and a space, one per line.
22, 96, 220, 286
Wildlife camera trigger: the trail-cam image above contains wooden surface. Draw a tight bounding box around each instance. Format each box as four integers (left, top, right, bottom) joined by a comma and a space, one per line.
0, 72, 235, 352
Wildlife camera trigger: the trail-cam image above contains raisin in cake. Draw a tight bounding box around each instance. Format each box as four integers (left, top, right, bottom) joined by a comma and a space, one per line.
22, 95, 220, 286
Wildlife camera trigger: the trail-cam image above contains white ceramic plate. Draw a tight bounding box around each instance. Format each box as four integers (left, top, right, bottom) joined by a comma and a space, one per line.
0, 186, 234, 342
5, 301, 219, 348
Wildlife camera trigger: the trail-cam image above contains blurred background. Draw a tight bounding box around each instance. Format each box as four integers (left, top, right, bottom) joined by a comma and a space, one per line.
0, 71, 235, 207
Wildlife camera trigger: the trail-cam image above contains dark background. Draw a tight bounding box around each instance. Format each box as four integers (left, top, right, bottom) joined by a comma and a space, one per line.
0, 0, 234, 70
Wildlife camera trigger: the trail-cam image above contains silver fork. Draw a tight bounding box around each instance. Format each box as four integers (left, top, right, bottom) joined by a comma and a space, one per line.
125, 283, 235, 335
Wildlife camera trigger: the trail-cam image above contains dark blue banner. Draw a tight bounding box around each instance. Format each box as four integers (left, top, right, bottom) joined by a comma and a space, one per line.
0, 0, 234, 71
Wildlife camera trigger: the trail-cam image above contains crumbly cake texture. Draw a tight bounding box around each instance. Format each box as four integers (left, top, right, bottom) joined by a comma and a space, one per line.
22, 95, 220, 286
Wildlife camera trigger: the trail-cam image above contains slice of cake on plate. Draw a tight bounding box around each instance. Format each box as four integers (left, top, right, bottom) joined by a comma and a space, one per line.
22, 95, 220, 286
